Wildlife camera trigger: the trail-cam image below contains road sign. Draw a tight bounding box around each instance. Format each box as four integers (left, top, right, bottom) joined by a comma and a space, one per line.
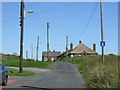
100, 41, 105, 46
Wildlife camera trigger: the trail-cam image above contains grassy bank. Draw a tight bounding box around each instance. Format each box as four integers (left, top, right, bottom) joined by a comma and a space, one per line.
61, 55, 118, 88
1, 54, 54, 68
8, 68, 35, 76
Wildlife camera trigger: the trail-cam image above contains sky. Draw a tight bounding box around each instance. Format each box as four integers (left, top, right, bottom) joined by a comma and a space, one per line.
1, 1, 118, 60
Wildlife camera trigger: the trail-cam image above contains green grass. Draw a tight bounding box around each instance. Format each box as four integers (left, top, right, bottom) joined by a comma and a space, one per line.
8, 68, 35, 76
1, 54, 54, 68
60, 55, 118, 88
3, 60, 54, 68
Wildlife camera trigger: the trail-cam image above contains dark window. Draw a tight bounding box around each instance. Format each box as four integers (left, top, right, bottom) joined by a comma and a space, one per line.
87, 53, 90, 55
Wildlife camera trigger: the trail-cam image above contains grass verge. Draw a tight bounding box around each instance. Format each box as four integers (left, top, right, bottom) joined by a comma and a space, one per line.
1, 54, 54, 68
61, 55, 118, 88
3, 60, 54, 68
8, 68, 35, 76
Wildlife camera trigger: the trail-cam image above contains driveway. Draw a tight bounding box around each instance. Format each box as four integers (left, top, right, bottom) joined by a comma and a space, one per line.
3, 62, 86, 89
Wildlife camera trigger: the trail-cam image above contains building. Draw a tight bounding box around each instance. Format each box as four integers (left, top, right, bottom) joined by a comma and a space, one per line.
60, 41, 98, 58
42, 51, 61, 61
68, 41, 98, 57
11, 53, 19, 56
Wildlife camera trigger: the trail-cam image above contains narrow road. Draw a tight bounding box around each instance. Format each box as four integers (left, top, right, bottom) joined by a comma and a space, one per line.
3, 62, 86, 89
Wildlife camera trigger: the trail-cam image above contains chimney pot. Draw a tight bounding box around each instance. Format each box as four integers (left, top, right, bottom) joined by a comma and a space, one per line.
79, 41, 82, 44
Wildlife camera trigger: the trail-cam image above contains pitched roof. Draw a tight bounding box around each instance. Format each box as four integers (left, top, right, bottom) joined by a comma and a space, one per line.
11, 53, 19, 56
42, 51, 61, 57
70, 43, 97, 54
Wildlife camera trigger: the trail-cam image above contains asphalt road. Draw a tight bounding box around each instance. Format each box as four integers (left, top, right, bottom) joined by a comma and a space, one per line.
3, 62, 86, 89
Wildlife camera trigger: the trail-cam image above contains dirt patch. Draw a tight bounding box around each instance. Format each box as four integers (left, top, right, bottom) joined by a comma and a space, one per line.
8, 76, 23, 85
8, 79, 16, 84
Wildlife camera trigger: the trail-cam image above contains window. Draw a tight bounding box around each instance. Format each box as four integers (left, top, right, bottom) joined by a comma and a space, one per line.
0, 65, 5, 71
2, 65, 5, 70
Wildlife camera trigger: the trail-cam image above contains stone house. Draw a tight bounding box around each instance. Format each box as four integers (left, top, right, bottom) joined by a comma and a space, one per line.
42, 51, 61, 61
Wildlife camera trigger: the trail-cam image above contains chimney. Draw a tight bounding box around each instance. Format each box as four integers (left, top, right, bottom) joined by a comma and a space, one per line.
93, 44, 96, 51
70, 43, 73, 51
79, 41, 82, 44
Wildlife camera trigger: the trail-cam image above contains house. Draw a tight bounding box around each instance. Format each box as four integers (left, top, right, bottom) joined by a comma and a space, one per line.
68, 41, 98, 57
60, 41, 98, 58
42, 50, 61, 61
11, 53, 19, 56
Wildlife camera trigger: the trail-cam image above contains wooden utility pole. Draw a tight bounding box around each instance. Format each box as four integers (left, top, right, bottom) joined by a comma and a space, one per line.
31, 44, 33, 61
100, 0, 105, 64
47, 22, 50, 61
26, 51, 28, 60
19, 0, 24, 73
36, 36, 39, 61
66, 35, 68, 57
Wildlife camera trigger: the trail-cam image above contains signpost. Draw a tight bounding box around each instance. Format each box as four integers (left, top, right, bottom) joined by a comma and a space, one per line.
100, 41, 105, 47
100, 0, 105, 64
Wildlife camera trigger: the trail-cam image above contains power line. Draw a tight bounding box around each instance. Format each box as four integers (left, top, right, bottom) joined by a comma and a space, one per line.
71, 2, 99, 43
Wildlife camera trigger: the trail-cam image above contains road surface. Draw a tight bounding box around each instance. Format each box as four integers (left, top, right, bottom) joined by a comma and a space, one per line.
3, 62, 86, 89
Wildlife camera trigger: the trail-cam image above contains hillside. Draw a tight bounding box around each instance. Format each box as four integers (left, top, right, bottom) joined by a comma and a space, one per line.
0, 53, 19, 61
0, 54, 54, 68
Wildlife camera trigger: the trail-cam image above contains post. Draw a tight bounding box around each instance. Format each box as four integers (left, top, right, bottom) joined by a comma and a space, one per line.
31, 44, 33, 61
19, 0, 24, 73
26, 51, 28, 60
100, 0, 105, 64
47, 22, 50, 61
36, 36, 39, 61
66, 35, 68, 57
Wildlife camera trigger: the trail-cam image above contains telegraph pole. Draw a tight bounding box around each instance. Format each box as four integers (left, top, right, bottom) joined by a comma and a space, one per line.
100, 0, 105, 64
31, 44, 33, 61
26, 51, 28, 60
36, 36, 39, 61
47, 22, 50, 61
66, 35, 68, 57
19, 0, 24, 73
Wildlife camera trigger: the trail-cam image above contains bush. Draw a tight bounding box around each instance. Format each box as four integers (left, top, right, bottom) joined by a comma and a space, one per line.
61, 55, 67, 59
108, 53, 116, 56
